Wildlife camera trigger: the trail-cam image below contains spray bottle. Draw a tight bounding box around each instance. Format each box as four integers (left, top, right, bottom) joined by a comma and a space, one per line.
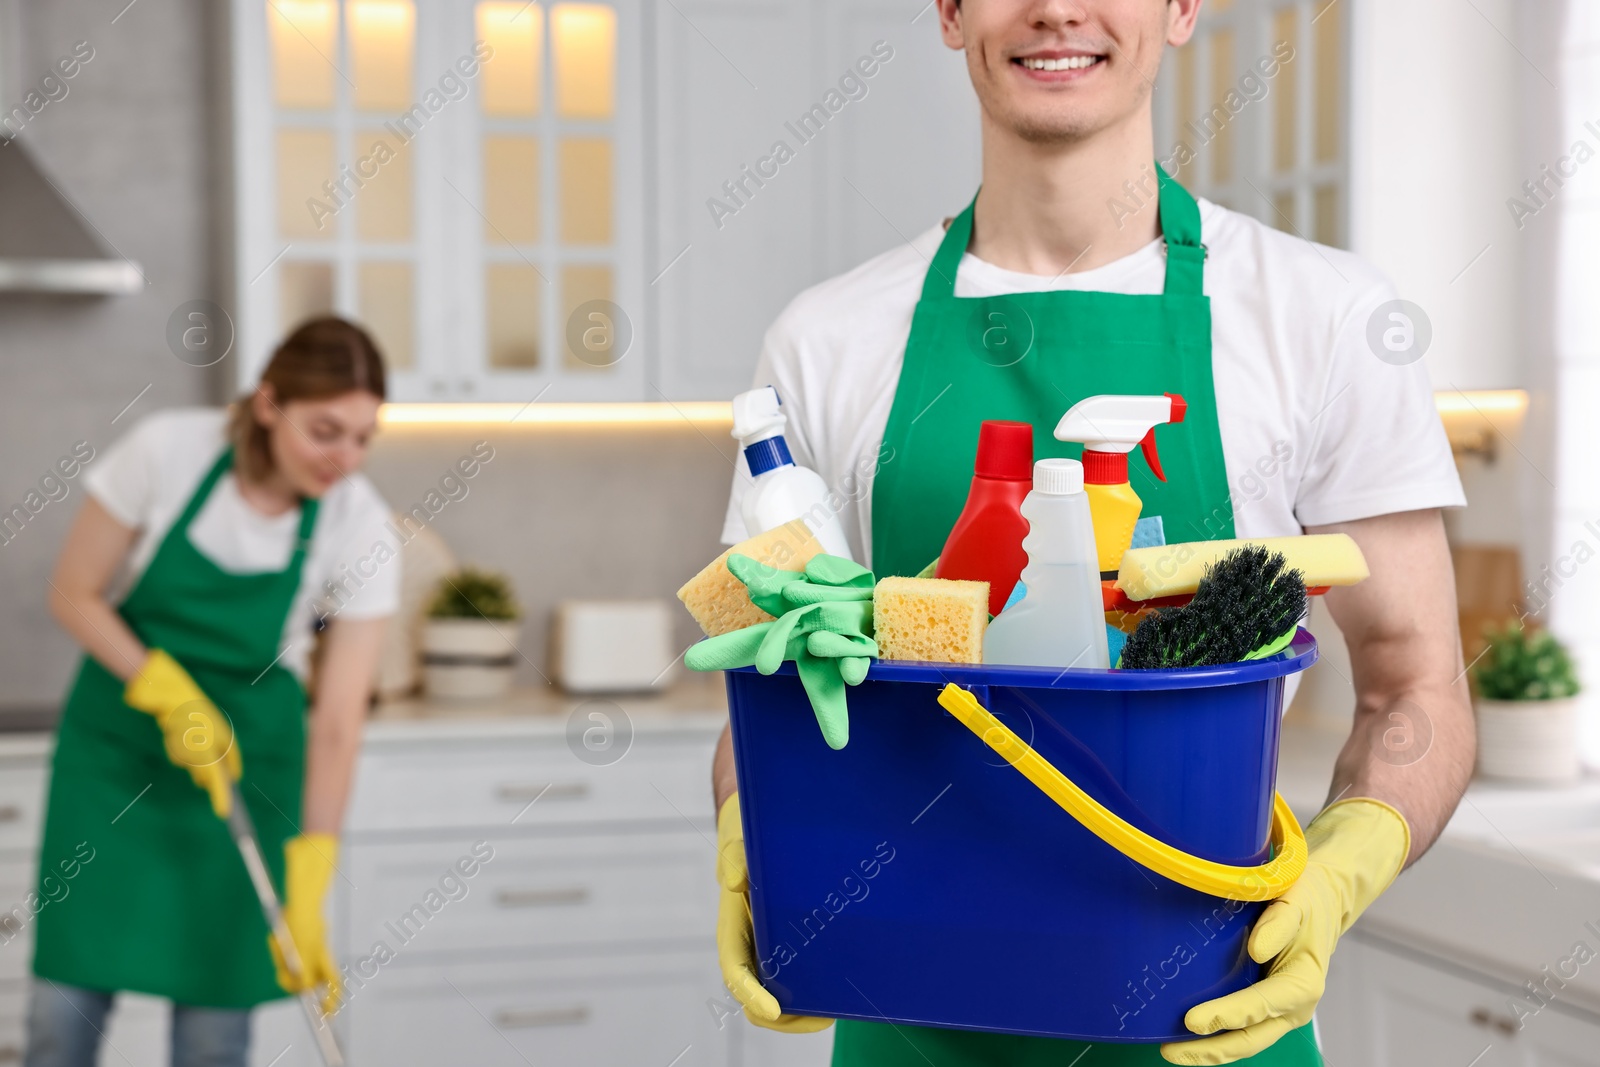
732, 386, 855, 560
1053, 393, 1187, 575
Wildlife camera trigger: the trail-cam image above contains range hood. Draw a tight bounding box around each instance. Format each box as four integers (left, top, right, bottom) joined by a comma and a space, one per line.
0, 137, 142, 295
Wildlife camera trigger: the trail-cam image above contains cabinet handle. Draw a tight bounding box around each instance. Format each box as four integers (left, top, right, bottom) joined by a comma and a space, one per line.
0, 805, 21, 822
491, 1005, 590, 1029
494, 885, 590, 908
1469, 1007, 1518, 1036
494, 782, 589, 803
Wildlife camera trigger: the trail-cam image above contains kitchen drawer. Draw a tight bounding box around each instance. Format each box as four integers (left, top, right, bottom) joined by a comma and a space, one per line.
346, 953, 728, 1067
0, 768, 46, 855
342, 830, 715, 957
0, 866, 33, 984
0, 984, 22, 1066
345, 740, 715, 833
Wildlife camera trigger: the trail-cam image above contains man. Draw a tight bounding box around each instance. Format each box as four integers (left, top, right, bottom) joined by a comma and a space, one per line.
711, 1, 1474, 1064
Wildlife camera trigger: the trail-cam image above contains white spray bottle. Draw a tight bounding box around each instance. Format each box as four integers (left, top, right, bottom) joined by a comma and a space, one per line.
982, 458, 1108, 670
733, 386, 854, 560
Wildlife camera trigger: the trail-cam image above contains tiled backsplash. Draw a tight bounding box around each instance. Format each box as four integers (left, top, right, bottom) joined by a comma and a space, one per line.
361, 421, 740, 687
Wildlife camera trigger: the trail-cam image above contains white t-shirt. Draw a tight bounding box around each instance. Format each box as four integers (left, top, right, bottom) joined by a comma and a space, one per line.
86, 409, 400, 680
722, 198, 1466, 556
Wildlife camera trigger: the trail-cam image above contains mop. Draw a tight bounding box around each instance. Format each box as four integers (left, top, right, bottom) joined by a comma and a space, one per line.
225, 782, 346, 1066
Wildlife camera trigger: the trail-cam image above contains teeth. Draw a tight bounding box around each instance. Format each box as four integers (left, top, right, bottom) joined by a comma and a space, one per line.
1021, 55, 1099, 71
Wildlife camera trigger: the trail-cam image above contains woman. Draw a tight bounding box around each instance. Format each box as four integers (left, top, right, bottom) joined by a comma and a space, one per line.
27, 317, 399, 1067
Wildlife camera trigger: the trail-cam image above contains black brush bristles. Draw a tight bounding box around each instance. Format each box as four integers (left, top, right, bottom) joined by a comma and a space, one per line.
1119, 546, 1307, 669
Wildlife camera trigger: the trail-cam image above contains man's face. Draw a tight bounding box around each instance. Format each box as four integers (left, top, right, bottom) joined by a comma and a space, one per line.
940, 0, 1200, 145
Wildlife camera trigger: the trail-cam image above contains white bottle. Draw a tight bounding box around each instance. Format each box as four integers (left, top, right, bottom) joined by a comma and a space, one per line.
733, 386, 855, 560
982, 458, 1109, 669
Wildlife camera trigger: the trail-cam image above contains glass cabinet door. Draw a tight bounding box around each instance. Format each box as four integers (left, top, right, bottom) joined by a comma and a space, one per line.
235, 0, 640, 400
453, 0, 643, 402
247, 0, 436, 392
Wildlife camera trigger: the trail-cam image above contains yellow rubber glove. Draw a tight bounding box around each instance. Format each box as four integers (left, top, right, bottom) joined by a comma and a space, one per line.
1161, 798, 1411, 1065
716, 795, 833, 1034
124, 649, 243, 818
270, 833, 342, 1015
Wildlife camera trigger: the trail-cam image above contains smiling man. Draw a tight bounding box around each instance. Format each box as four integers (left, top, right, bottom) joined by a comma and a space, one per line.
710, 1, 1474, 1065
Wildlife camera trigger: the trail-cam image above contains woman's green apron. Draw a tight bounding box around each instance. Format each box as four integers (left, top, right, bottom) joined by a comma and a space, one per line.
856, 170, 1320, 1066
34, 447, 316, 1009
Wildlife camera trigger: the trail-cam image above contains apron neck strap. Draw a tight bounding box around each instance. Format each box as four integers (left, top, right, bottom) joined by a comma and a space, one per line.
174, 448, 238, 533
922, 164, 1207, 300
1157, 165, 1205, 296
176, 446, 320, 553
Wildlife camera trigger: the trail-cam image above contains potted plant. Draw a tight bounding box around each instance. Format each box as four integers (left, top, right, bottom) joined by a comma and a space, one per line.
421, 567, 521, 700
1471, 621, 1583, 784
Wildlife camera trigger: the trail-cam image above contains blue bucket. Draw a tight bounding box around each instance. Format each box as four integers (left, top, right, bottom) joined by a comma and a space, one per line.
725, 628, 1317, 1043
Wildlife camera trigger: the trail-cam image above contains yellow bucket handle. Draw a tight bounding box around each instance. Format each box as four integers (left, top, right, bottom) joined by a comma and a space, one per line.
936, 683, 1306, 902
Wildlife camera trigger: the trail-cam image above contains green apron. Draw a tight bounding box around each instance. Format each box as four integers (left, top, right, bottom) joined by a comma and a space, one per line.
856, 170, 1320, 1065
34, 446, 316, 1009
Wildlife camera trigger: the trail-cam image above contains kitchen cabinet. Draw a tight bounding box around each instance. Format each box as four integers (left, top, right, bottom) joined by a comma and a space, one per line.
1320, 931, 1600, 1066
738, 1024, 834, 1067
649, 0, 981, 400
231, 0, 981, 404
232, 0, 646, 404
0, 706, 750, 1067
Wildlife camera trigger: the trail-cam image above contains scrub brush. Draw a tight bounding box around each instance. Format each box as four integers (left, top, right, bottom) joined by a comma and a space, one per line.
1118, 545, 1306, 669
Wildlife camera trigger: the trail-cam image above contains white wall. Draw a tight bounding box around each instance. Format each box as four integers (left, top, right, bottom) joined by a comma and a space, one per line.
0, 0, 224, 707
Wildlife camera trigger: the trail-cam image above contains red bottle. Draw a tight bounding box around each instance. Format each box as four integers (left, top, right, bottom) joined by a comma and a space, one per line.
935, 421, 1034, 616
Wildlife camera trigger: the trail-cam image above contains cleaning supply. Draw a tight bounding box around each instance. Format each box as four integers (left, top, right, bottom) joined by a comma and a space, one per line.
124, 649, 243, 818
1163, 798, 1410, 1064
933, 421, 1033, 615
721, 629, 1322, 1041
269, 833, 342, 1016
982, 459, 1108, 670
226, 784, 345, 1065
872, 576, 990, 663
685, 553, 875, 749
716, 794, 835, 1035
678, 519, 825, 636
1053, 393, 1187, 574
935, 684, 1307, 900
1117, 533, 1369, 603
1119, 545, 1308, 669
733, 386, 854, 560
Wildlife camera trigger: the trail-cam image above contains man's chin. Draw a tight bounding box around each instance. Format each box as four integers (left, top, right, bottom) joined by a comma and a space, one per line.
994, 109, 1104, 146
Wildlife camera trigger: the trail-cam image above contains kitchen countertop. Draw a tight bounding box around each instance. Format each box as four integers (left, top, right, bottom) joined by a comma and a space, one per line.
365, 670, 729, 743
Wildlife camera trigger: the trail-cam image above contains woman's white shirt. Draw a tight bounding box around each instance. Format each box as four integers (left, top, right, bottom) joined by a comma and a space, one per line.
84, 409, 400, 681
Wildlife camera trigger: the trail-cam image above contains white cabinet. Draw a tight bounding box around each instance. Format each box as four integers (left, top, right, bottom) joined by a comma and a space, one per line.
1321, 932, 1600, 1067
345, 954, 727, 1066
0, 714, 738, 1067
737, 1024, 834, 1067
232, 0, 645, 403
650, 0, 980, 400
333, 713, 733, 1066
231, 0, 980, 403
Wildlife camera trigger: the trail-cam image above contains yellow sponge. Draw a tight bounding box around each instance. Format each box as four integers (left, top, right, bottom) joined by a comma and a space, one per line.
873, 576, 989, 664
1117, 534, 1369, 602
677, 520, 825, 636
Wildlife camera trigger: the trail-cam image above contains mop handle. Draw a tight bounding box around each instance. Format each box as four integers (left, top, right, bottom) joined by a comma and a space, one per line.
226, 784, 346, 1067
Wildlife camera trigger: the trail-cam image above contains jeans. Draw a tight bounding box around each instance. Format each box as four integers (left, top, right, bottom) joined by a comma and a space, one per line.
24, 979, 252, 1067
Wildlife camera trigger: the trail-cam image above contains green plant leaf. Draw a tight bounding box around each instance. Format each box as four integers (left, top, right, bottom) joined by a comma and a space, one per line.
428, 566, 520, 620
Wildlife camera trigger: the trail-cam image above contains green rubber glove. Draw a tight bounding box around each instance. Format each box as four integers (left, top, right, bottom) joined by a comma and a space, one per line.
686, 554, 876, 749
